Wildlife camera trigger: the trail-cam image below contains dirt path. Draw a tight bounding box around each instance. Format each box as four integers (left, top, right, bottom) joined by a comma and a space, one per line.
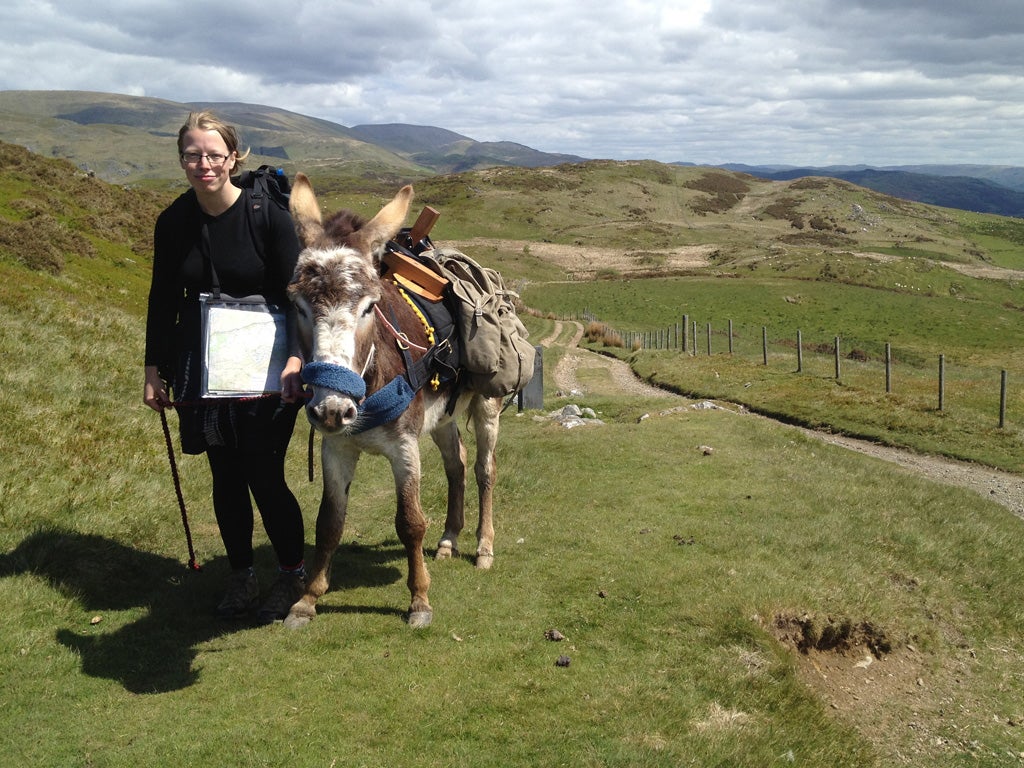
549, 321, 1024, 518
452, 238, 714, 279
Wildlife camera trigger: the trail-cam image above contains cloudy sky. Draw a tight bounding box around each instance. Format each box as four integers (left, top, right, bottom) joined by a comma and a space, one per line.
4, 0, 1024, 166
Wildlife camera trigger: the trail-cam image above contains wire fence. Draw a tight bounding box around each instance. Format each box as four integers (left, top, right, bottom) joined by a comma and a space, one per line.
568, 310, 1017, 429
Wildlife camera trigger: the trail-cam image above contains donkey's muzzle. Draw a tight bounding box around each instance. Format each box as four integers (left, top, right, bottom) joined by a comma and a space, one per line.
302, 361, 366, 433
307, 393, 359, 432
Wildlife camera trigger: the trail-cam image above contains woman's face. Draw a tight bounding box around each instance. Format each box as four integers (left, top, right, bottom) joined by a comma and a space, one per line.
179, 128, 236, 197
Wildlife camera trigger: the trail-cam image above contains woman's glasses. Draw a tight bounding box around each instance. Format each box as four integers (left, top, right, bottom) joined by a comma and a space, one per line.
181, 152, 230, 166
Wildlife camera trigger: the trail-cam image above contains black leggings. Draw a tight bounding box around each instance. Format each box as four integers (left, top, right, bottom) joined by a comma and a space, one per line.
206, 403, 304, 571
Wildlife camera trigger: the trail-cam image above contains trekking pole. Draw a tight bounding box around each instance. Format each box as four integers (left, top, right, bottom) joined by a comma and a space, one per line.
159, 409, 201, 571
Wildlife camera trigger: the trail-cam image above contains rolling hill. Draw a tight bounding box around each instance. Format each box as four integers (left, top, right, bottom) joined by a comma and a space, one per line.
348, 123, 584, 173
0, 90, 580, 185
723, 163, 1024, 218
3, 90, 1022, 219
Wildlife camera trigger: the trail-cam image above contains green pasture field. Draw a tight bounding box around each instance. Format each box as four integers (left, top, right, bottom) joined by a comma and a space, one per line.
523, 263, 1024, 472
2, 258, 1024, 766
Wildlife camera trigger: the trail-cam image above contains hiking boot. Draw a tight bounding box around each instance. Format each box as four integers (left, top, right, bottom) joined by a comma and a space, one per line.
256, 570, 306, 625
216, 568, 259, 619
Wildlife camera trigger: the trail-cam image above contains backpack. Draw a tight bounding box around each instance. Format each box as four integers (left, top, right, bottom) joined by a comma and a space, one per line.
234, 164, 291, 213
429, 247, 536, 398
233, 165, 291, 262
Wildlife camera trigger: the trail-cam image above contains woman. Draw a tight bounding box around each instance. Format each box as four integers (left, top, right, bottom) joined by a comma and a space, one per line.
144, 111, 306, 624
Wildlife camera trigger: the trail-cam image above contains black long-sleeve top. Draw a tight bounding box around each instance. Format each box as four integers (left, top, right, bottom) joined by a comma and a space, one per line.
144, 187, 301, 391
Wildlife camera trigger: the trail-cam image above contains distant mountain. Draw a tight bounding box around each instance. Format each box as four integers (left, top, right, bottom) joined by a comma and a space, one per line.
349, 123, 584, 173
721, 163, 1024, 218
4, 91, 1024, 218
879, 164, 1024, 192
0, 90, 581, 183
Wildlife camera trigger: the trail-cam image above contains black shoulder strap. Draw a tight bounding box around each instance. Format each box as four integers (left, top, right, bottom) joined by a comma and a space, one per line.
200, 221, 221, 298
242, 179, 272, 265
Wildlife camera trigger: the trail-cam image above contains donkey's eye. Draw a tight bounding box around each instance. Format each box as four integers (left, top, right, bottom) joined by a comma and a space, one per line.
362, 299, 379, 318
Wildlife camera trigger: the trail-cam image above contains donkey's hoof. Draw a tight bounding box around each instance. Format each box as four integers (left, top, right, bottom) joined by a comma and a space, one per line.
283, 603, 316, 630
283, 612, 312, 630
475, 553, 494, 570
407, 610, 433, 629
435, 543, 459, 561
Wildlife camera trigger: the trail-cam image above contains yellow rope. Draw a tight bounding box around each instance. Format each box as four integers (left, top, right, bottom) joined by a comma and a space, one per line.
395, 285, 436, 345
394, 284, 441, 391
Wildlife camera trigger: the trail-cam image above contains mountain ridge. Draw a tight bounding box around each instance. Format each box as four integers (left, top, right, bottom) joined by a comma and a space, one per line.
720, 163, 1024, 217
2, 90, 1023, 216
0, 90, 582, 183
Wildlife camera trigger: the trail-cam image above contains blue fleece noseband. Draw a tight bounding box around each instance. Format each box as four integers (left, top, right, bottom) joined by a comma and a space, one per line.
360, 376, 416, 429
301, 360, 415, 434
301, 361, 367, 399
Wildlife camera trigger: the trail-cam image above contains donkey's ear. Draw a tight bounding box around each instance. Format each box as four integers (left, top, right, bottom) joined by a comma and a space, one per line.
289, 173, 324, 247
352, 185, 413, 259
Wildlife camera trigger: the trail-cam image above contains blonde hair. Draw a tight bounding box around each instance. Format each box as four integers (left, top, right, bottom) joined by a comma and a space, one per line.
176, 110, 251, 171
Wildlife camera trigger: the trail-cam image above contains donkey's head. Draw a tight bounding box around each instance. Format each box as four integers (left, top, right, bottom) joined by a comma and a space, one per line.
288, 174, 413, 433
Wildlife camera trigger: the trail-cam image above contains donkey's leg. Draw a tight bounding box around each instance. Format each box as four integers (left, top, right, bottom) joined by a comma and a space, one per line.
390, 439, 432, 628
471, 396, 502, 569
284, 441, 359, 629
431, 420, 467, 561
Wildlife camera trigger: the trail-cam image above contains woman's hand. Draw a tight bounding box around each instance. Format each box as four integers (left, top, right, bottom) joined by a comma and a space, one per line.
144, 366, 172, 412
280, 356, 305, 403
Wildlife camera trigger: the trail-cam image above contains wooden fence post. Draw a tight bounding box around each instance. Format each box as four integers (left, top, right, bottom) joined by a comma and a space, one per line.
797, 330, 803, 372
728, 320, 734, 354
1000, 370, 1008, 428
762, 326, 768, 366
834, 336, 841, 381
691, 320, 697, 355
938, 354, 945, 411
885, 342, 892, 394
706, 323, 712, 356
682, 314, 689, 353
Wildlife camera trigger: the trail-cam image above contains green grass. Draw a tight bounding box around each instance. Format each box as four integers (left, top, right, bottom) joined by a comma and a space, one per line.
5, 316, 1024, 764
4, 145, 1024, 766
524, 265, 1024, 471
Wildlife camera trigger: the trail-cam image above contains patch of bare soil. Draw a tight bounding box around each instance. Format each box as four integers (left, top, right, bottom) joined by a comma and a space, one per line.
451, 237, 714, 279
941, 261, 1024, 281
764, 611, 955, 763
765, 612, 910, 722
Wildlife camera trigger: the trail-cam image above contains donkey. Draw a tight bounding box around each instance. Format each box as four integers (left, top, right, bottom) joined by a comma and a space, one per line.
284, 174, 503, 629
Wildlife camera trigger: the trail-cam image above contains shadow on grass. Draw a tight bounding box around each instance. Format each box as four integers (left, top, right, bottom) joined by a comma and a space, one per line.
0, 527, 404, 694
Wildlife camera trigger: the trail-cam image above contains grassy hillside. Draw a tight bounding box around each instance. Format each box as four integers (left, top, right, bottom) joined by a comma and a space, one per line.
8, 90, 1021, 219
0, 141, 167, 299
741, 167, 1024, 218
409, 161, 1024, 268
2, 144, 1024, 765
0, 90, 578, 185
0, 91, 429, 185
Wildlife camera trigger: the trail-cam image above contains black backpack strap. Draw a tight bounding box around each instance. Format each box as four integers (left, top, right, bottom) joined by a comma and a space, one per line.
242, 187, 270, 265
200, 220, 221, 297
239, 166, 292, 265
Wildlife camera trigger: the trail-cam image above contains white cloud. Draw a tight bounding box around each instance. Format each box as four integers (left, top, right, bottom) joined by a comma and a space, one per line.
3, 0, 1024, 165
